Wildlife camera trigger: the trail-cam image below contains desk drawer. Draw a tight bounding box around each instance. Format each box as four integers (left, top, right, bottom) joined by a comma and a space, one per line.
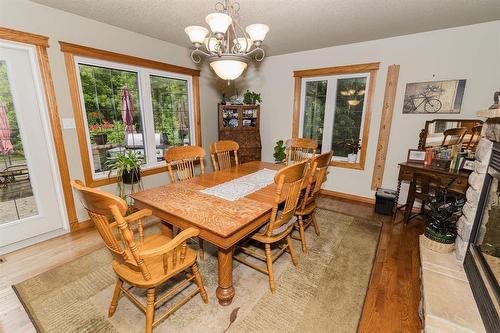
399, 167, 414, 181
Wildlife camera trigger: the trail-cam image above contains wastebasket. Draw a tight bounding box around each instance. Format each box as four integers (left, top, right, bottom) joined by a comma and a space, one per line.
375, 188, 396, 215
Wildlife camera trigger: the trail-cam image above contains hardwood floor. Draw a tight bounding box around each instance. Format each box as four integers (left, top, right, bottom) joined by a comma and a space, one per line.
0, 198, 425, 333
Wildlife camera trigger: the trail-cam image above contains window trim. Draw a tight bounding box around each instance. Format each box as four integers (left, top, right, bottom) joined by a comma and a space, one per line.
61, 42, 202, 187
292, 62, 379, 170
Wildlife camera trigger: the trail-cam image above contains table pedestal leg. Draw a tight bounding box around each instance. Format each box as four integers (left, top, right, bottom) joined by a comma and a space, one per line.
216, 246, 235, 306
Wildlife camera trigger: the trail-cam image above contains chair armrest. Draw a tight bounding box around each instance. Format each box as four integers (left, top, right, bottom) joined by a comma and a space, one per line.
139, 227, 200, 258
124, 208, 152, 224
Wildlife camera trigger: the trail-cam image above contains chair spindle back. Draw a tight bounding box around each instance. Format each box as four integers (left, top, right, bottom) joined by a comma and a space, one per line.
285, 138, 318, 165
210, 140, 239, 171
71, 180, 195, 281
264, 160, 308, 237
164, 146, 206, 183
441, 127, 468, 147
466, 125, 482, 150
299, 151, 333, 210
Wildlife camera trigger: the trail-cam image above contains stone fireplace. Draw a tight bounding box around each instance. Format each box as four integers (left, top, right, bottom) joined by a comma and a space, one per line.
461, 109, 500, 333
419, 109, 500, 333
455, 110, 500, 262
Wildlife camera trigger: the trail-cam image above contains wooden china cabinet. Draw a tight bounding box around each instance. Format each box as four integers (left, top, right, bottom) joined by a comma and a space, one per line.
217, 104, 261, 163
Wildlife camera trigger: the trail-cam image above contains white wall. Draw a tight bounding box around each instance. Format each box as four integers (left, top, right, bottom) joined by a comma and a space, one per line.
245, 20, 500, 199
0, 0, 220, 222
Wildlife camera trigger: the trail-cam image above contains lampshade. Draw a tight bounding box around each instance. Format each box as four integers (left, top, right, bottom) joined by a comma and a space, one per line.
233, 38, 252, 52
204, 37, 219, 52
348, 99, 361, 106
184, 26, 209, 44
205, 13, 232, 34
245, 24, 269, 42
209, 55, 249, 80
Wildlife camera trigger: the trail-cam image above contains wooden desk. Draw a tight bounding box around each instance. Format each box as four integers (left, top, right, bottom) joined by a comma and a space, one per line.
131, 161, 282, 306
395, 162, 471, 214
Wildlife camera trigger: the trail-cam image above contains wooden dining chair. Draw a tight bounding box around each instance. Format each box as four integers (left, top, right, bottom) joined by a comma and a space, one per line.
285, 138, 318, 165
293, 150, 333, 254
233, 160, 308, 293
71, 180, 208, 333
164, 145, 206, 259
210, 140, 239, 171
465, 125, 482, 150
441, 127, 468, 147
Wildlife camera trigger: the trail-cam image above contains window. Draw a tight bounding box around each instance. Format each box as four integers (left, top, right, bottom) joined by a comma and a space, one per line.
293, 63, 378, 169
150, 75, 191, 162
62, 42, 201, 187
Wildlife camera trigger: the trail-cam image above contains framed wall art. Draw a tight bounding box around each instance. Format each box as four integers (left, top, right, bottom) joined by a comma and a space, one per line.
402, 79, 466, 114
407, 149, 426, 164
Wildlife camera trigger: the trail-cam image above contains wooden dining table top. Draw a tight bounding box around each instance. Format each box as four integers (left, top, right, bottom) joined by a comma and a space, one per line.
131, 161, 283, 244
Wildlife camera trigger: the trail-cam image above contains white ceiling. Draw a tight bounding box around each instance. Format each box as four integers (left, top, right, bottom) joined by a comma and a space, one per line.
31, 0, 500, 56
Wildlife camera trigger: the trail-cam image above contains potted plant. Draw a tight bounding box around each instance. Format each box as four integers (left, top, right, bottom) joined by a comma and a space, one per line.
273, 140, 286, 164
89, 121, 114, 145
107, 150, 143, 196
422, 188, 465, 253
88, 112, 107, 145
343, 138, 361, 163
243, 90, 262, 105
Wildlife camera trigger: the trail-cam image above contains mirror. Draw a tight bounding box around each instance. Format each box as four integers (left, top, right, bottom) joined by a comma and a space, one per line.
419, 119, 484, 150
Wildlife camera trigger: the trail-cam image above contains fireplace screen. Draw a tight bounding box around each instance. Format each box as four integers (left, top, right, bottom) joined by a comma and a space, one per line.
465, 142, 500, 332
477, 175, 499, 284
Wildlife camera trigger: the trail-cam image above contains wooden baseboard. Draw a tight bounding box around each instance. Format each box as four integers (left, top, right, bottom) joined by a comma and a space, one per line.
319, 189, 375, 205
73, 219, 94, 231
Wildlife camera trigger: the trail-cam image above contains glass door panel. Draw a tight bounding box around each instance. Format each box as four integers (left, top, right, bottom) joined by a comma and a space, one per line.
0, 41, 67, 254
0, 60, 38, 224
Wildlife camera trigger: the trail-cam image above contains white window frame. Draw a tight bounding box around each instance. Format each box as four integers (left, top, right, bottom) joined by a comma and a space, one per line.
74, 56, 195, 180
298, 72, 371, 162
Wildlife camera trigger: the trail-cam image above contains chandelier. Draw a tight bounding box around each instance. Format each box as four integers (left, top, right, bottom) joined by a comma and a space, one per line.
184, 0, 269, 81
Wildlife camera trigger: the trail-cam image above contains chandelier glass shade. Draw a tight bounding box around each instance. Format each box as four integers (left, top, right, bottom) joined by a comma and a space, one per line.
185, 0, 268, 80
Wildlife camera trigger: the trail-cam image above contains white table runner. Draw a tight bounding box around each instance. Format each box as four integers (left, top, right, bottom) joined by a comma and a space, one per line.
200, 168, 277, 201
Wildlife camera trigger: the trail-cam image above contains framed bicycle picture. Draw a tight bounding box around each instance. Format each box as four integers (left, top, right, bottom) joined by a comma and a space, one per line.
402, 79, 466, 114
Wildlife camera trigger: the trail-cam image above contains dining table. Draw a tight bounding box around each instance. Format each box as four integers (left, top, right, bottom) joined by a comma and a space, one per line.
131, 161, 284, 306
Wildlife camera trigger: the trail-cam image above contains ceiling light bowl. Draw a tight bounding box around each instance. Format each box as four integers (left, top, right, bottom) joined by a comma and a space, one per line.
208, 54, 250, 81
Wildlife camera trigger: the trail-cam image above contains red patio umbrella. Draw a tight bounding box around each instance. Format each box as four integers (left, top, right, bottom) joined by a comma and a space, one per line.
0, 101, 13, 154
120, 87, 136, 134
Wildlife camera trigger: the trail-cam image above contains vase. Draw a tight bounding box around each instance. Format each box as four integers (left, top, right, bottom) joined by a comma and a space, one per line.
347, 153, 357, 163
93, 133, 107, 145
122, 167, 141, 184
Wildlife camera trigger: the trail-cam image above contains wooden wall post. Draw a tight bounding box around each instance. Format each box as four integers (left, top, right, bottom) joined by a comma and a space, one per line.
371, 65, 400, 190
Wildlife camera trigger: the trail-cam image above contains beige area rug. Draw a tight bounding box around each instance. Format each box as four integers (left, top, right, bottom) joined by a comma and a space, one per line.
13, 208, 381, 333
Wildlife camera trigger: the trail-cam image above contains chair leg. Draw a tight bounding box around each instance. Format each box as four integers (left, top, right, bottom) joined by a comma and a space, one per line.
264, 244, 276, 293
108, 278, 123, 317
298, 216, 308, 254
287, 236, 298, 266
192, 263, 208, 304
198, 238, 205, 260
311, 212, 320, 236
145, 288, 155, 333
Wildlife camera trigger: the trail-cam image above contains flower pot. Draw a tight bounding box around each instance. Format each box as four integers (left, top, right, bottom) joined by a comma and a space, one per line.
122, 168, 141, 184
422, 234, 455, 253
347, 153, 357, 163
93, 133, 108, 145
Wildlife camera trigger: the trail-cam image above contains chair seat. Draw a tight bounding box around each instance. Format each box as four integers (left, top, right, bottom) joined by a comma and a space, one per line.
295, 201, 316, 216
113, 233, 197, 288
257, 211, 297, 236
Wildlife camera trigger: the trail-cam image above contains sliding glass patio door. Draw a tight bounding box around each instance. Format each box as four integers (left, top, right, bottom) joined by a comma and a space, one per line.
0, 40, 67, 253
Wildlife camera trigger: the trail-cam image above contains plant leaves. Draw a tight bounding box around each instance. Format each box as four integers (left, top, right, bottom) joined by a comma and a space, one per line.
223, 307, 240, 333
